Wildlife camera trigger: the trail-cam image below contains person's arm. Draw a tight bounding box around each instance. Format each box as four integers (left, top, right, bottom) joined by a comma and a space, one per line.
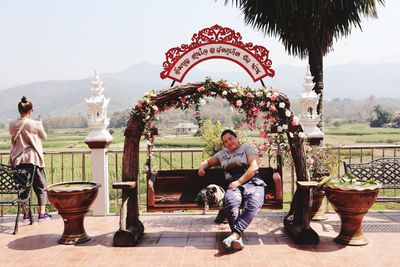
198, 156, 220, 176
36, 120, 47, 140
228, 153, 260, 189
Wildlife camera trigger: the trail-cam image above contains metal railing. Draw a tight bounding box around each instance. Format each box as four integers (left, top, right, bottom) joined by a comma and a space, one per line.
1, 144, 399, 214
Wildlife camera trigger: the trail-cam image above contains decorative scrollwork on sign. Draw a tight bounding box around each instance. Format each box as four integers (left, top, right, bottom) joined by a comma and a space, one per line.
160, 24, 275, 83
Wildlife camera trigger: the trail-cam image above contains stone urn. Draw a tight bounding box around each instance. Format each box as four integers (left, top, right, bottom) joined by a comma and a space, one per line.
324, 184, 379, 246
46, 181, 101, 245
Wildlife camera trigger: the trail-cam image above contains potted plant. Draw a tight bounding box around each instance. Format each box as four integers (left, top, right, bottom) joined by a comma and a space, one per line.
321, 173, 380, 246
305, 145, 338, 220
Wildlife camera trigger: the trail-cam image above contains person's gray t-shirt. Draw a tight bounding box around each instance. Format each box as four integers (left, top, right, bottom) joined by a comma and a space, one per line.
213, 144, 258, 181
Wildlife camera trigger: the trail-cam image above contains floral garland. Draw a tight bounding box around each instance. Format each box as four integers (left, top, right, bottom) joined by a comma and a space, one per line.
131, 77, 301, 173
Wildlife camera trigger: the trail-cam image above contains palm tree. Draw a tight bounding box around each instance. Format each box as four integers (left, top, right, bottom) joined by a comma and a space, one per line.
225, 0, 385, 130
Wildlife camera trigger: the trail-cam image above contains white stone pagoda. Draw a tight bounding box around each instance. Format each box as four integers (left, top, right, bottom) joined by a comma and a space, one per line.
85, 70, 113, 146
85, 70, 112, 216
300, 66, 324, 141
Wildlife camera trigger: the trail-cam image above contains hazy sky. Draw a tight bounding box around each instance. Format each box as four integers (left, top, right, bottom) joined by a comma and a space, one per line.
0, 0, 397, 88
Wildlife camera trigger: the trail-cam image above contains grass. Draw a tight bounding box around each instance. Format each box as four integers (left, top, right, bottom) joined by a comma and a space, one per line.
325, 123, 400, 145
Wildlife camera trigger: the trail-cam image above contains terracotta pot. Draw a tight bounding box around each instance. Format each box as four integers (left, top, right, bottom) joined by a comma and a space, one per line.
47, 181, 101, 245
310, 189, 327, 221
324, 184, 379, 246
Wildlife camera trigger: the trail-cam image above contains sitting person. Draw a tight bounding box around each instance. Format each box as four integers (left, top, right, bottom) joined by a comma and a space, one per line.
198, 129, 266, 250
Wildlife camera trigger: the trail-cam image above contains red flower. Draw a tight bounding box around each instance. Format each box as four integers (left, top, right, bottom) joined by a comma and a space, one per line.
220, 82, 228, 89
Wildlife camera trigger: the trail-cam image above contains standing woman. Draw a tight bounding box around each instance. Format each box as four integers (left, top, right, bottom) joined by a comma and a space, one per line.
9, 96, 51, 221
198, 129, 266, 250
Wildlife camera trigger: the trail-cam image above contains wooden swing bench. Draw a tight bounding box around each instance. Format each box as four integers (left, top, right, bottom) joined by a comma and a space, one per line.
147, 167, 283, 212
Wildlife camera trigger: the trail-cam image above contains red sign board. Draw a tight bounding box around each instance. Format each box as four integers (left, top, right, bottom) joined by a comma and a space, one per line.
160, 24, 275, 83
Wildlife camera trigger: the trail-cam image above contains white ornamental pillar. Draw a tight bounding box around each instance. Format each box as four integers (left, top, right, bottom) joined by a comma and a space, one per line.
300, 66, 324, 145
85, 70, 112, 216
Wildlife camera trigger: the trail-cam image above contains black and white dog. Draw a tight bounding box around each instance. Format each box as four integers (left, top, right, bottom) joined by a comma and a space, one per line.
195, 184, 225, 213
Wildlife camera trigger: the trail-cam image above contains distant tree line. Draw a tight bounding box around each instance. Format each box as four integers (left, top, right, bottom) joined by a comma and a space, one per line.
43, 115, 87, 129
370, 105, 400, 128
13, 96, 398, 130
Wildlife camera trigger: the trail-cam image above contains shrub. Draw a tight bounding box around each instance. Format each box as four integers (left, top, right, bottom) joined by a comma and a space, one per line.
200, 119, 224, 157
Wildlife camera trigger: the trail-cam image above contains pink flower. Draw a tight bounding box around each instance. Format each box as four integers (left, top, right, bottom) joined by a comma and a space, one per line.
270, 95, 277, 101
180, 97, 187, 103
269, 105, 276, 112
152, 105, 159, 112
259, 131, 269, 139
246, 92, 254, 98
291, 117, 299, 126
306, 157, 315, 165
268, 117, 276, 124
197, 86, 205, 93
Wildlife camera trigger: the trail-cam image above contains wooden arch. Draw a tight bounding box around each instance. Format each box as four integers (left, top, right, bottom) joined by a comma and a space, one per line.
113, 81, 319, 247
160, 25, 275, 83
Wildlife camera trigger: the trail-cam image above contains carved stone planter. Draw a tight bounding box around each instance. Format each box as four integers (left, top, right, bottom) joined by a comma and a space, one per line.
46, 181, 101, 245
324, 184, 379, 246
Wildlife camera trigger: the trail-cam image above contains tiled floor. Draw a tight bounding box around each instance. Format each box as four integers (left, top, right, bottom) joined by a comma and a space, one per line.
1, 211, 400, 266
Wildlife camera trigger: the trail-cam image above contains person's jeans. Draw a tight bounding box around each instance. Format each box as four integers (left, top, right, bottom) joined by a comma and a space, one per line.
223, 178, 265, 235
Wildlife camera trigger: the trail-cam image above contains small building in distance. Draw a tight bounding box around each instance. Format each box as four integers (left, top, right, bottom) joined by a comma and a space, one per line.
175, 122, 198, 136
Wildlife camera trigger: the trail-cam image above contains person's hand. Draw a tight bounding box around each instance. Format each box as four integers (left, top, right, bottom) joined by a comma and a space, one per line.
198, 168, 206, 177
228, 180, 241, 189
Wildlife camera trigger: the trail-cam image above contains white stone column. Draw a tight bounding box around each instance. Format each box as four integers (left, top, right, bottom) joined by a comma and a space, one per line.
85, 70, 112, 216
89, 147, 110, 216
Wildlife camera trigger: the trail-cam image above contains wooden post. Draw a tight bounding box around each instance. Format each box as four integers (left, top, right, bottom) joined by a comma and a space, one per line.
283, 133, 320, 245
113, 117, 144, 246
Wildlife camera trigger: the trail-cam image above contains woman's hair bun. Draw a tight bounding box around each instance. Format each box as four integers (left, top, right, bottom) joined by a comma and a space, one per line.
21, 96, 28, 103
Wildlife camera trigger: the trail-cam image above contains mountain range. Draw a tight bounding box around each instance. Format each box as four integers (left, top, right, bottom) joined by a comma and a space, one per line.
0, 61, 399, 121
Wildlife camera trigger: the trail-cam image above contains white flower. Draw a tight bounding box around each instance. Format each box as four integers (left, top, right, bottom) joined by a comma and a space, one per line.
282, 125, 288, 130
285, 110, 292, 117
199, 99, 206, 106
266, 101, 270, 107
277, 126, 283, 132
279, 102, 285, 108
289, 132, 294, 138
222, 90, 228, 96
256, 90, 263, 97
231, 88, 238, 93
266, 92, 272, 98
236, 100, 242, 107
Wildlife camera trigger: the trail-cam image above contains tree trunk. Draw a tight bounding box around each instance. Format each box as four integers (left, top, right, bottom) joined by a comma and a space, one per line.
308, 51, 324, 132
